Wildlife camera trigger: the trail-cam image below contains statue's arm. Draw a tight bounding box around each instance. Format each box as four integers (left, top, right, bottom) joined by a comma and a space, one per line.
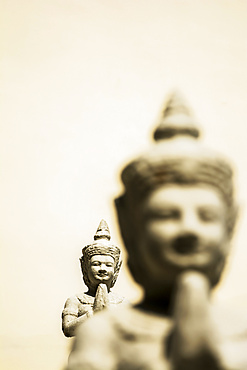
62, 297, 92, 337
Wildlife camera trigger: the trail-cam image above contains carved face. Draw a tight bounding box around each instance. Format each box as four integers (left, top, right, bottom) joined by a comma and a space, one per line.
87, 255, 115, 288
135, 184, 229, 288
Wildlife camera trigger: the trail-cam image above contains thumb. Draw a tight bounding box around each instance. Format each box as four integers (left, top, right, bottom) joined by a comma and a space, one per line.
170, 271, 223, 370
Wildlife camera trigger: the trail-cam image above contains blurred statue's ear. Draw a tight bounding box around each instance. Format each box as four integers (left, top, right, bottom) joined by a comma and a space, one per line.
115, 195, 134, 255
115, 195, 144, 287
115, 195, 125, 235
228, 203, 240, 239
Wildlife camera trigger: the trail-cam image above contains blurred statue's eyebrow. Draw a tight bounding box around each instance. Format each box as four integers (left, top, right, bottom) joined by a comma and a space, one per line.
197, 206, 222, 220
142, 206, 180, 220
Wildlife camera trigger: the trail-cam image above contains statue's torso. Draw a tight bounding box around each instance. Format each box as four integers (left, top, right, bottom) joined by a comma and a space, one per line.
63, 291, 125, 319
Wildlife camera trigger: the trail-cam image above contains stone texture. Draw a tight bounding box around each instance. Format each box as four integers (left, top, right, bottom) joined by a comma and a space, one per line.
67, 94, 247, 369
62, 220, 125, 337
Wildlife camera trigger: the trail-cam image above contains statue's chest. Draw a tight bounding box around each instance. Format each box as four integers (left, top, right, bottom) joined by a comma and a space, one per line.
76, 295, 94, 317
76, 292, 124, 317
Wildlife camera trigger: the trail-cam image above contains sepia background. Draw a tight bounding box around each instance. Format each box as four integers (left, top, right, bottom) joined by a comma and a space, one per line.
1, 1, 247, 369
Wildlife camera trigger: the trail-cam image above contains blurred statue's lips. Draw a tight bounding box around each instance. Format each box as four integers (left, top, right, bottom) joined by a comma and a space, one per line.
162, 247, 212, 269
173, 243, 202, 255
174, 244, 195, 254
172, 235, 200, 255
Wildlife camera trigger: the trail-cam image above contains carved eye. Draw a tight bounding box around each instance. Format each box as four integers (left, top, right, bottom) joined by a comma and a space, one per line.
106, 263, 113, 267
91, 261, 101, 266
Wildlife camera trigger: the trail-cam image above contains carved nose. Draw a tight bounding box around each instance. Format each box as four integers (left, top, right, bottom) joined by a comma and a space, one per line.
98, 267, 107, 273
173, 234, 198, 254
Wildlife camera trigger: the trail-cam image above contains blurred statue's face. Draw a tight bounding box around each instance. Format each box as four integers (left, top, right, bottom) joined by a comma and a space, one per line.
88, 255, 115, 288
136, 184, 229, 286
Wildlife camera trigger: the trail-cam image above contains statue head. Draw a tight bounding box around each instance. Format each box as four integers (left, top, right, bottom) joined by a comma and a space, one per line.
80, 220, 122, 291
115, 92, 238, 298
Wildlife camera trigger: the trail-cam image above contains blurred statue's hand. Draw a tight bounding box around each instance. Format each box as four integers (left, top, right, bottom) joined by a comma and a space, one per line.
170, 271, 224, 370
93, 283, 109, 313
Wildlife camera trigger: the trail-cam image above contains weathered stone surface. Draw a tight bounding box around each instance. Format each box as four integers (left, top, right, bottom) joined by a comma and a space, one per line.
62, 220, 125, 337
67, 93, 247, 369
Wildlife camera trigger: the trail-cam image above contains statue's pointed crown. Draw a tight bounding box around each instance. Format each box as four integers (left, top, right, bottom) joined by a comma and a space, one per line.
82, 220, 121, 262
94, 219, 111, 241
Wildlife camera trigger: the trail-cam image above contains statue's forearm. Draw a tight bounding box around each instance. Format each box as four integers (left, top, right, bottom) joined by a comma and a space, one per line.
63, 314, 89, 337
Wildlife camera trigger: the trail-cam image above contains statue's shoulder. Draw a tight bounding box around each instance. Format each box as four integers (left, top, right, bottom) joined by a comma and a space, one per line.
64, 295, 80, 307
62, 295, 81, 318
63, 293, 93, 309
62, 293, 94, 318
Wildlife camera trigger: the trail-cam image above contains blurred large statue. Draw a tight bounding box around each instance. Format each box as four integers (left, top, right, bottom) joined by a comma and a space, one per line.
67, 93, 247, 369
62, 219, 124, 337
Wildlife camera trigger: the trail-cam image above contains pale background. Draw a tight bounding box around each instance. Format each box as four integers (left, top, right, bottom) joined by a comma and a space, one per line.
0, 1, 247, 369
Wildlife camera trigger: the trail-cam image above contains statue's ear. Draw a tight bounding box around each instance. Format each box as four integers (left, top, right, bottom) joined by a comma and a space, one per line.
114, 259, 122, 275
79, 256, 84, 272
118, 259, 123, 270
112, 259, 122, 287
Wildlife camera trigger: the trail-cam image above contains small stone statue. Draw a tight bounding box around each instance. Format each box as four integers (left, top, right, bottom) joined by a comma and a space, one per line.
62, 219, 124, 337
67, 93, 247, 369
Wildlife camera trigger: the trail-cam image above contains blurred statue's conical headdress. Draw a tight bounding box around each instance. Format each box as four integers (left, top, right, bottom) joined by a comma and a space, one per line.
153, 91, 200, 140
